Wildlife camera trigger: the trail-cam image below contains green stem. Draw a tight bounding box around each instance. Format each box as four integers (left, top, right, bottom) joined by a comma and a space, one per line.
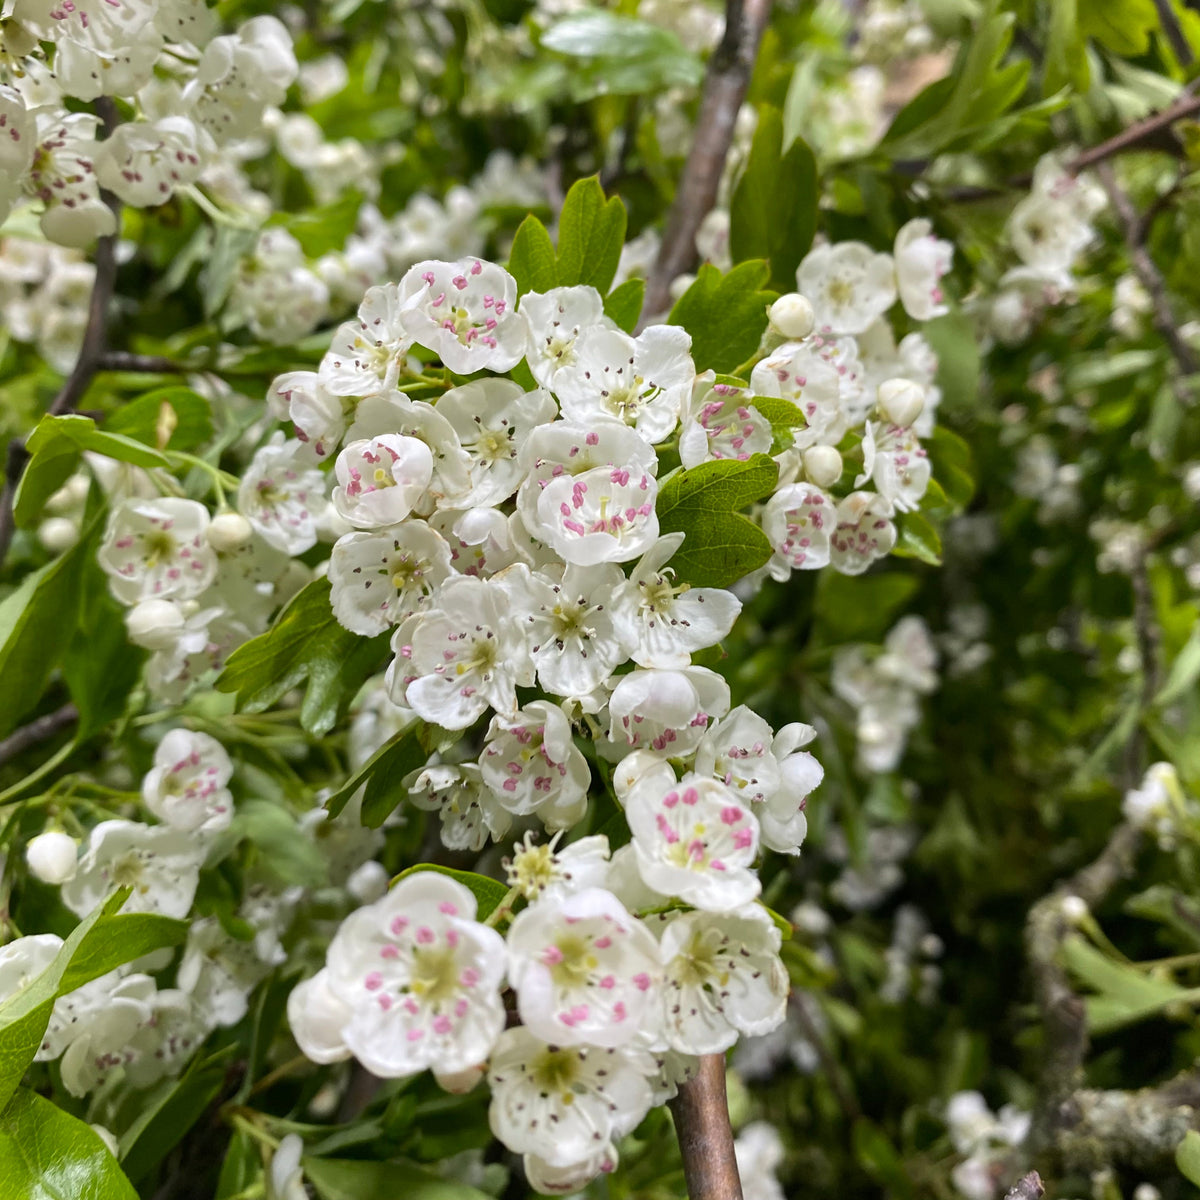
0, 740, 75, 807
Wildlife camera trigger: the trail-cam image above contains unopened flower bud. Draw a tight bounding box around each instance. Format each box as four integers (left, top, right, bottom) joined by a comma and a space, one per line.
768, 293, 815, 340
434, 1064, 486, 1094
89, 1124, 119, 1158
26, 830, 78, 884
802, 445, 843, 489
38, 517, 80, 553
1060, 894, 1088, 925
876, 378, 925, 427
125, 598, 186, 650
207, 511, 254, 551
45, 473, 90, 515
346, 860, 388, 904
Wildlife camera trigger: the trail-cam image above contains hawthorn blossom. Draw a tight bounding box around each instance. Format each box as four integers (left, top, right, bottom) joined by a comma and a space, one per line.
611, 533, 741, 668
751, 341, 846, 450
487, 1027, 654, 1172
297, 873, 508, 1077
268, 370, 349, 457
328, 521, 453, 635
624, 770, 761, 911
761, 483, 834, 578
237, 436, 327, 555
506, 888, 662, 1047
397, 257, 528, 374
479, 701, 590, 824
407, 763, 513, 852
520, 285, 607, 387
830, 491, 897, 575
760, 723, 821, 854
331, 434, 434, 529
864, 422, 930, 512
797, 241, 897, 335
99, 498, 217, 606
141, 729, 234, 834
26, 831, 78, 884
679, 374, 773, 467
388, 575, 534, 728
0, 87, 35, 225
319, 285, 412, 397
657, 906, 788, 1053
504, 832, 611, 903
605, 666, 730, 758
0, 934, 62, 1004
894, 218, 953, 321
554, 324, 695, 443
93, 117, 211, 208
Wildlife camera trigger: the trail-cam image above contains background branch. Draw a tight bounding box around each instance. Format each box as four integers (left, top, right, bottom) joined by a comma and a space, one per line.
641, 0, 773, 322
0, 704, 78, 769
669, 1054, 743, 1200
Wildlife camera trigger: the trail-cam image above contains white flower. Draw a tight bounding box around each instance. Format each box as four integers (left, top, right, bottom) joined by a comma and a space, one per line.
480, 701, 591, 825
397, 258, 528, 374
506, 562, 626, 697
657, 907, 787, 1053
694, 706, 780, 806
270, 1135, 307, 1200
388, 575, 534, 728
554, 324, 695, 444
875, 377, 926, 429
306, 872, 508, 1077
830, 491, 897, 575
328, 521, 453, 636
268, 370, 348, 458
436, 379, 557, 507
141, 728, 234, 834
177, 917, 269, 1027
797, 242, 896, 335
507, 888, 662, 1050
735, 1122, 787, 1200
520, 285, 607, 387
523, 1147, 620, 1196
319, 285, 412, 398
93, 117, 211, 208
0, 934, 62, 1003
751, 341, 846, 450
625, 770, 760, 911
761, 483, 834, 579
760, 723, 821, 854
331, 435, 434, 529
606, 666, 731, 757
285, 969, 354, 1064
894, 219, 953, 321
611, 533, 741, 668
26, 831, 78, 884
0, 87, 36, 224
678, 374, 773, 468
238, 436, 327, 555
504, 832, 611, 903
52, 973, 160, 1094
408, 763, 512, 852
767, 293, 815, 340
868, 423, 930, 513
25, 110, 117, 247
62, 820, 206, 919
99, 498, 217, 606
487, 1027, 654, 1169
1007, 191, 1094, 275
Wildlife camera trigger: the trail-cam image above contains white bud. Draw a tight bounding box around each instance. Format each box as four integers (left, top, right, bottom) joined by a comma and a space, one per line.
89, 1124, 120, 1158
434, 1064, 485, 1094
45, 473, 90, 515
1060, 894, 1088, 924
26, 831, 78, 884
346, 860, 388, 904
207, 511, 254, 551
768, 293, 815, 340
37, 517, 80, 553
876, 378, 926, 427
802, 445, 843, 489
125, 598, 186, 650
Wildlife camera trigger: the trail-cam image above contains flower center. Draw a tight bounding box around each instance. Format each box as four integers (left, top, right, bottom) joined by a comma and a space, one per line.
530, 1046, 580, 1093
550, 933, 598, 987
409, 944, 460, 1004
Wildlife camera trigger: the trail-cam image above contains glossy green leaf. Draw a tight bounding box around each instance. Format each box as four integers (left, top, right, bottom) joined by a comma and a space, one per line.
1177, 1129, 1200, 1186
555, 175, 627, 293
655, 454, 778, 587
0, 1087, 139, 1200
216, 579, 391, 737
1081, 0, 1158, 55
893, 511, 942, 566
304, 1155, 492, 1200
215, 1128, 262, 1199
105, 388, 214, 452
668, 261, 777, 375
507, 214, 559, 297
603, 277, 645, 333
325, 726, 430, 826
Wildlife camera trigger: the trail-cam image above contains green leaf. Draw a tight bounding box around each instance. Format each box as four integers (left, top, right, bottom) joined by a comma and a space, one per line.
1177, 1129, 1200, 1186
0, 891, 185, 1109
507, 215, 559, 298
814, 572, 919, 641
655, 454, 778, 587
0, 1087, 139, 1200
668, 261, 777, 376
555, 175, 627, 294
893, 511, 942, 566
1081, 0, 1158, 55
922, 311, 980, 411
15, 414, 169, 528
603, 277, 645, 333
118, 1054, 227, 1182
325, 727, 429, 826
1156, 627, 1200, 709
304, 1155, 492, 1200
215, 1128, 262, 1199
0, 535, 87, 738
1044, 0, 1090, 96
749, 396, 808, 454
391, 866, 509, 921
228, 800, 327, 888
729, 106, 817, 291
928, 426, 976, 510
216, 579, 391, 737
270, 190, 365, 258
105, 388, 214, 452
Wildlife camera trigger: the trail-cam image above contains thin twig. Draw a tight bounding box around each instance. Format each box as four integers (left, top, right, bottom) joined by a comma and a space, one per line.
1068, 86, 1200, 174
97, 351, 185, 374
0, 97, 123, 568
1004, 1171, 1045, 1200
1153, 0, 1194, 67
668, 1055, 743, 1200
642, 0, 773, 322
0, 704, 78, 769
1096, 161, 1200, 384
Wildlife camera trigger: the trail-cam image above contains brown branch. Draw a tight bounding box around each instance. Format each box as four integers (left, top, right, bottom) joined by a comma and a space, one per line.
96, 352, 185, 375
0, 97, 122, 568
1096, 161, 1200, 385
669, 1054, 743, 1200
1153, 0, 1194, 68
0, 703, 78, 769
642, 0, 773, 322
1068, 87, 1200, 175
1004, 1171, 1044, 1200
